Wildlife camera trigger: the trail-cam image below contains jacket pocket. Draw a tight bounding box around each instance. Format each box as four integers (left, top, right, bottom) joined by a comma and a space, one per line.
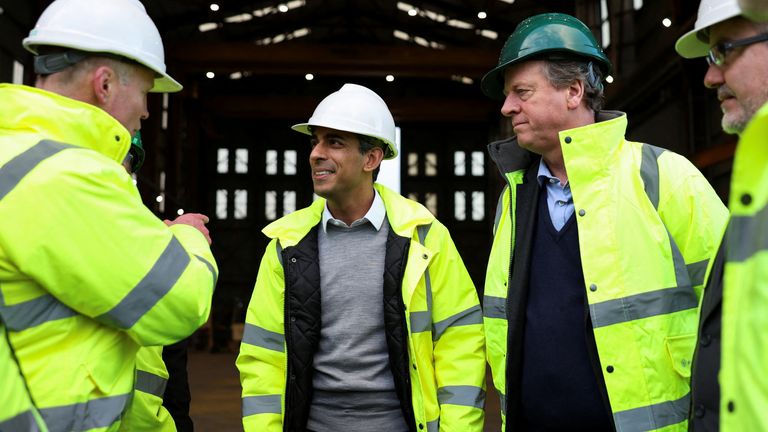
665, 333, 696, 378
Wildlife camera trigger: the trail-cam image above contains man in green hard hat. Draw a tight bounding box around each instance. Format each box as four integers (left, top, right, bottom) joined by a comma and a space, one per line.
480, 13, 728, 431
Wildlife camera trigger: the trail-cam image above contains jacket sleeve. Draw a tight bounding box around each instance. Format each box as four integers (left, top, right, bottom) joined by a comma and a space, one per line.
5, 155, 217, 346
426, 222, 486, 431
656, 152, 729, 299
236, 239, 286, 432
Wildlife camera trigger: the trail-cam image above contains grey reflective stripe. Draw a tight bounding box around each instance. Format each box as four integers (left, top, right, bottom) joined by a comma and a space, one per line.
40, 393, 130, 432
727, 204, 768, 262
433, 304, 482, 341
493, 186, 508, 236
0, 294, 77, 331
426, 419, 439, 432
498, 390, 507, 414
242, 323, 284, 352
687, 259, 709, 286
411, 223, 434, 334
482, 295, 506, 319
194, 255, 218, 292
437, 385, 485, 409
0, 409, 40, 432
275, 241, 283, 266
98, 237, 190, 329
590, 285, 698, 328
0, 140, 74, 201
640, 143, 666, 209
242, 394, 281, 417
136, 369, 168, 398
613, 392, 690, 431
409, 311, 431, 333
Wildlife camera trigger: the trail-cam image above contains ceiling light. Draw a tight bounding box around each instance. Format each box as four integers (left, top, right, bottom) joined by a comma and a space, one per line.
305, 73, 314, 80
198, 22, 219, 32
477, 11, 487, 19
606, 75, 614, 84
386, 75, 395, 82
206, 72, 215, 79
177, 209, 185, 216
229, 72, 243, 80
156, 195, 164, 203
209, 3, 219, 11
662, 18, 672, 27
278, 4, 289, 12
408, 8, 418, 16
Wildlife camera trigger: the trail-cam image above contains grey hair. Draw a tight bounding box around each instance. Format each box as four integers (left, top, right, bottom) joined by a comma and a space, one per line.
542, 60, 605, 112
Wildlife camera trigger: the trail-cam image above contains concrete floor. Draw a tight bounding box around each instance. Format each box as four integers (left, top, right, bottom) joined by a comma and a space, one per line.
188, 350, 502, 431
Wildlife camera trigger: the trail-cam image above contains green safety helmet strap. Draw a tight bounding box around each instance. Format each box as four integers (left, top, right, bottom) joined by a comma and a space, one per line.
481, 13, 612, 100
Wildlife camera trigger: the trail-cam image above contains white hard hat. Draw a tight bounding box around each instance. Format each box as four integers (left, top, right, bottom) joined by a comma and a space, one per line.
292, 84, 398, 159
23, 0, 181, 93
676, 0, 743, 58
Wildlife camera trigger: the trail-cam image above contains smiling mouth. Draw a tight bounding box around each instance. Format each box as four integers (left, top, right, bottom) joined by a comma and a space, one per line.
313, 169, 335, 178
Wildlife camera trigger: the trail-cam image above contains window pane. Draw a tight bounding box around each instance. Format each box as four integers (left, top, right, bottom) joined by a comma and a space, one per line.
471, 151, 484, 176
408, 153, 419, 176
407, 192, 419, 202
425, 152, 437, 176
216, 189, 228, 219
284, 150, 297, 175
454, 191, 466, 221
601, 0, 611, 48
266, 150, 278, 175
425, 192, 438, 216
471, 191, 485, 221
12, 61, 24, 85
283, 191, 296, 215
234, 189, 248, 219
265, 191, 277, 220
454, 151, 466, 176
235, 149, 249, 173
217, 149, 229, 173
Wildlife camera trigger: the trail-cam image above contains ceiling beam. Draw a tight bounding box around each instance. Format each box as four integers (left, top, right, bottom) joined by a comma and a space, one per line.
168, 42, 498, 79
198, 94, 498, 122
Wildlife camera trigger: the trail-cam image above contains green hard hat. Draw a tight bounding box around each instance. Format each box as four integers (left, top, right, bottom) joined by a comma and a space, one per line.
481, 13, 612, 100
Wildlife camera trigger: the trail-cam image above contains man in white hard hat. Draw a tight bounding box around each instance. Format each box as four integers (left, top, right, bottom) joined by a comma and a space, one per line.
676, 0, 768, 430
0, 0, 217, 430
237, 83, 486, 432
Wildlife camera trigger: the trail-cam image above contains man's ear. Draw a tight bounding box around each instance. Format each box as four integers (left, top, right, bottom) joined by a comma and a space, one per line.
91, 65, 116, 106
566, 79, 586, 110
363, 147, 385, 173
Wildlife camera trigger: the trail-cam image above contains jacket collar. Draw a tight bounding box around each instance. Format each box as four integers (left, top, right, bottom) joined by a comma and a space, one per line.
264, 183, 435, 247
0, 84, 131, 164
487, 110, 627, 177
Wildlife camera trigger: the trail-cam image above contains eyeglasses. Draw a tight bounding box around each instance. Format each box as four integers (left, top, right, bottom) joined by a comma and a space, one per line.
707, 33, 768, 66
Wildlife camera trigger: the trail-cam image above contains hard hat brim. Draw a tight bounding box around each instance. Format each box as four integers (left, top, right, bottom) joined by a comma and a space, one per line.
675, 28, 710, 58
290, 122, 398, 160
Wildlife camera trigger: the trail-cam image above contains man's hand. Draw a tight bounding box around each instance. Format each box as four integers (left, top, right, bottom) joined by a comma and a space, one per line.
165, 213, 212, 245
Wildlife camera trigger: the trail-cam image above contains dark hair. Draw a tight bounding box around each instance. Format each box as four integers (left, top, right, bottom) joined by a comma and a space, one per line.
542, 60, 605, 112
357, 134, 386, 182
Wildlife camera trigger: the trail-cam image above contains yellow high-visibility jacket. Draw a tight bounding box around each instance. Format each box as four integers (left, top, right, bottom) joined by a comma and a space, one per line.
237, 184, 486, 432
119, 346, 176, 431
720, 102, 768, 431
0, 84, 217, 431
0, 322, 48, 432
484, 111, 727, 431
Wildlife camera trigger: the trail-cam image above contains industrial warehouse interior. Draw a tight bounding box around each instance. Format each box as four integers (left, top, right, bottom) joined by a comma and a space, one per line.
0, 0, 736, 430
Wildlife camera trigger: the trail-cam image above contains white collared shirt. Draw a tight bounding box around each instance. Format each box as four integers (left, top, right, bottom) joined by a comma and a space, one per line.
321, 188, 386, 232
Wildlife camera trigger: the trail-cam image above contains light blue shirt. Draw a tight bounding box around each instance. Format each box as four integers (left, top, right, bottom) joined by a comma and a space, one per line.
321, 188, 386, 232
536, 159, 574, 231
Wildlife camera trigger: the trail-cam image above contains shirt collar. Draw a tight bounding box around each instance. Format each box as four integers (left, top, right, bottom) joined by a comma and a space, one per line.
536, 158, 568, 187
321, 188, 386, 232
